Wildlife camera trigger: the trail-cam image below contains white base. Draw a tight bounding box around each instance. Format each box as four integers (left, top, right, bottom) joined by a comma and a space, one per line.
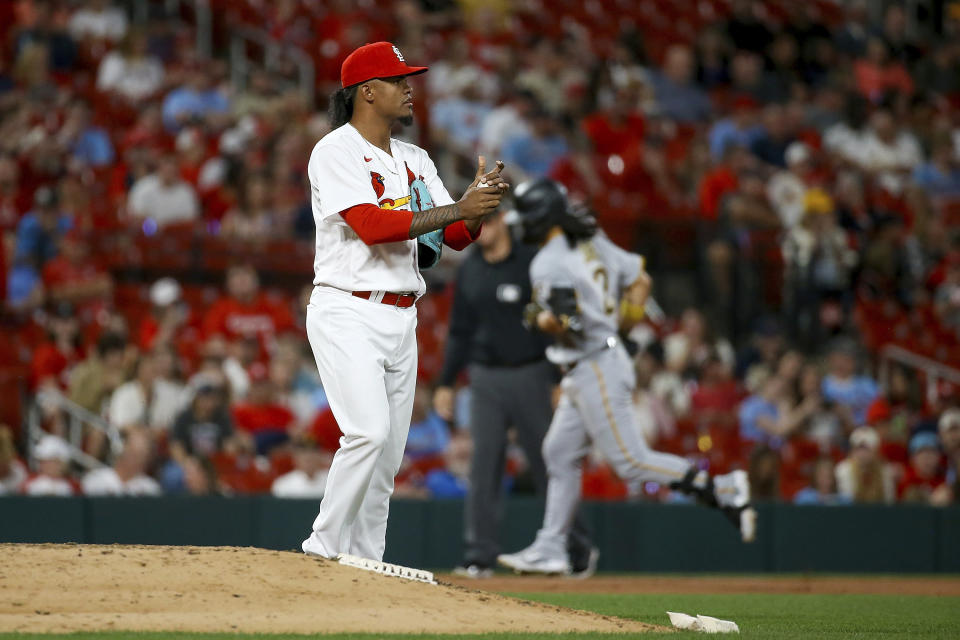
668, 611, 739, 634
337, 553, 437, 585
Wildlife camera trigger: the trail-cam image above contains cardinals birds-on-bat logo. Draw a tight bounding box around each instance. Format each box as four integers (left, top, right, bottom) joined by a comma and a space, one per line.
370, 171, 385, 199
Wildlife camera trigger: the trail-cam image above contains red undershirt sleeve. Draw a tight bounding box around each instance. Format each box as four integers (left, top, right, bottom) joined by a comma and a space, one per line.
340, 204, 414, 245
443, 220, 482, 251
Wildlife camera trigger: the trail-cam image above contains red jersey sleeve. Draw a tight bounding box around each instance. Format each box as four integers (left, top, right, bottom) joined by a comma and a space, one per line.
341, 203, 413, 245
443, 220, 481, 251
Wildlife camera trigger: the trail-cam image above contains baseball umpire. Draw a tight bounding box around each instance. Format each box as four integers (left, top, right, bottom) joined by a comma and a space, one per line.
434, 209, 598, 578
300, 41, 507, 561
499, 179, 756, 575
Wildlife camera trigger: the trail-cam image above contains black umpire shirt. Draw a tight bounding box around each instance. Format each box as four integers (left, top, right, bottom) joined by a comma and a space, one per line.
438, 242, 551, 386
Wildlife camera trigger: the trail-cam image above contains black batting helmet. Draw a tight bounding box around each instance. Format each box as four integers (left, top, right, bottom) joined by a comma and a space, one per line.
513, 178, 596, 245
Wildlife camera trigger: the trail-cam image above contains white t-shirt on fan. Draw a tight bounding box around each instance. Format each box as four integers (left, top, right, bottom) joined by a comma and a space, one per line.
307, 123, 455, 297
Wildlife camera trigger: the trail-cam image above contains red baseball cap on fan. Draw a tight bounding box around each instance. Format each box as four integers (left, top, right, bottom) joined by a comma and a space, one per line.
340, 41, 428, 88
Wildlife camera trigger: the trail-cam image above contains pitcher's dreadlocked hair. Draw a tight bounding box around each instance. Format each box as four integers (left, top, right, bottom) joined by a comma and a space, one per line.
329, 85, 359, 128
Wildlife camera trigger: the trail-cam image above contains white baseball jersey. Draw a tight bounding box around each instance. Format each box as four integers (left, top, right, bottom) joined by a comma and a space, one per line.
307, 123, 456, 296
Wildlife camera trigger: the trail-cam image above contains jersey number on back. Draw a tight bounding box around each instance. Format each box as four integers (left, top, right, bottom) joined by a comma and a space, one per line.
591, 266, 617, 316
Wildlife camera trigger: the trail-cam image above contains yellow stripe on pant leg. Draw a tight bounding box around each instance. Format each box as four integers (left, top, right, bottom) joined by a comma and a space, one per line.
589, 362, 684, 479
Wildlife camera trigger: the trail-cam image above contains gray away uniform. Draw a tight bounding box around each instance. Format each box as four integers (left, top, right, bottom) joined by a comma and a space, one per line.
528, 232, 696, 554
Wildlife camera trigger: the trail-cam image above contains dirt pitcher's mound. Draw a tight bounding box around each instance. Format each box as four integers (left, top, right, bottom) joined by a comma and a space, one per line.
0, 544, 661, 635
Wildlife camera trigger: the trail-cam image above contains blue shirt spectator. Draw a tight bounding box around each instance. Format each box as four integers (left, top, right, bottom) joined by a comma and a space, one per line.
501, 112, 568, 178
162, 74, 231, 132
739, 392, 781, 447
912, 144, 960, 197
71, 127, 115, 167
14, 187, 73, 266
405, 411, 451, 459
649, 71, 713, 124
430, 96, 492, 152
821, 342, 879, 425
708, 118, 763, 160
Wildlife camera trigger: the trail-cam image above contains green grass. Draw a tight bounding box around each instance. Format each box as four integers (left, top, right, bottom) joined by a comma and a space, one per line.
1, 592, 958, 639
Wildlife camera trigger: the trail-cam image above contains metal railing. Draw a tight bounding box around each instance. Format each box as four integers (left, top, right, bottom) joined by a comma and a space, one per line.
879, 344, 960, 407
229, 26, 315, 106
27, 390, 120, 470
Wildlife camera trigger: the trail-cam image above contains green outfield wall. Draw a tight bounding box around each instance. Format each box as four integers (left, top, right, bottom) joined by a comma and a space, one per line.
1, 497, 957, 573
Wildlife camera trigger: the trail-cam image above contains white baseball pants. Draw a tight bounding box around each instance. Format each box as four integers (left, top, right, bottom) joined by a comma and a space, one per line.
302, 286, 418, 561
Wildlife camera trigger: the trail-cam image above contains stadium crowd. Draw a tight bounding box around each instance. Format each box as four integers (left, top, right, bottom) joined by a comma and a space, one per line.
0, 0, 959, 506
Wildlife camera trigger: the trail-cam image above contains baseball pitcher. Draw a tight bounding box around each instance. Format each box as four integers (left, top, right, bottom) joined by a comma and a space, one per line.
301, 41, 507, 561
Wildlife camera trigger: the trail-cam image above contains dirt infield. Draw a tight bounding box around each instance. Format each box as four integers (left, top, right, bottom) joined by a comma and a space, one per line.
444, 574, 960, 597
0, 544, 662, 635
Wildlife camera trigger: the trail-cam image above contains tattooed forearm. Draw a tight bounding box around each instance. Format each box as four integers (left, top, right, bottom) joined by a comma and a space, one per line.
408, 203, 462, 238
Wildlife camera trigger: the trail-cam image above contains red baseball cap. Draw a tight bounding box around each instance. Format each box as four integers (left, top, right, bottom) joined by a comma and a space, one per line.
341, 42, 428, 89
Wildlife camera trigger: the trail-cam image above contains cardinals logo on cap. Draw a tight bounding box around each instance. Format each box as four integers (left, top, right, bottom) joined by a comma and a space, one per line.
392, 46, 405, 62
370, 171, 385, 199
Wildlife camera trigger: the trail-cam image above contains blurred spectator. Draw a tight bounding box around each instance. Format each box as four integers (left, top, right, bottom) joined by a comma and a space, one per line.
820, 338, 878, 427
835, 426, 896, 503
0, 426, 27, 495
220, 173, 277, 240
794, 456, 851, 505
914, 41, 960, 97
852, 107, 923, 195
748, 444, 780, 501
632, 345, 677, 445
181, 454, 220, 495
739, 373, 817, 449
169, 374, 234, 461
271, 437, 330, 498
664, 308, 735, 378
14, 0, 77, 73
41, 230, 113, 318
405, 386, 450, 460
127, 154, 199, 227
649, 44, 712, 124
430, 83, 493, 183
897, 431, 946, 504
834, 0, 870, 58
108, 352, 185, 433
68, 332, 128, 414
68, 0, 128, 44
96, 29, 164, 103
424, 428, 472, 498
938, 409, 960, 505
202, 264, 295, 353
737, 319, 787, 393
0, 153, 24, 230
14, 186, 72, 268
21, 435, 77, 496
478, 89, 535, 157
864, 364, 923, 444
912, 140, 960, 199
724, 0, 772, 55
231, 362, 295, 455
690, 353, 741, 427
161, 66, 230, 133
853, 37, 913, 102
500, 108, 568, 179
709, 97, 763, 160
31, 302, 82, 391
782, 190, 857, 349
582, 84, 645, 157
137, 278, 192, 351
749, 103, 797, 168
62, 102, 114, 168
7, 254, 45, 314
81, 430, 161, 496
